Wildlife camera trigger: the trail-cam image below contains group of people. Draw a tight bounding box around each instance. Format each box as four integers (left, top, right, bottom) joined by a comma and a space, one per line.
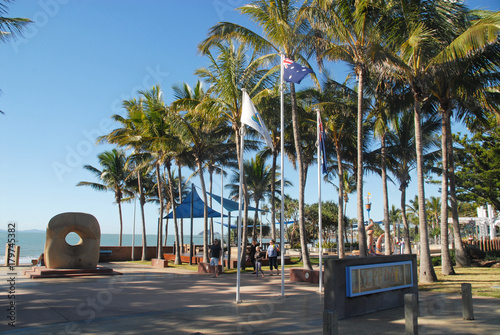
249, 239, 280, 278
208, 238, 281, 279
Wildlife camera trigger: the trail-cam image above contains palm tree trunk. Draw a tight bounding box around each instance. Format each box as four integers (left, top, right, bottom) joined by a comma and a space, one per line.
178, 162, 184, 253
197, 160, 210, 263
356, 69, 367, 257
447, 116, 469, 266
381, 132, 391, 255
252, 205, 257, 239
240, 195, 250, 270
271, 150, 278, 241
156, 161, 164, 260
137, 170, 147, 261
167, 162, 181, 265
336, 147, 345, 259
117, 198, 123, 247
290, 83, 312, 270
253, 200, 259, 240
209, 167, 214, 245
440, 109, 454, 275
401, 185, 412, 254
414, 100, 437, 283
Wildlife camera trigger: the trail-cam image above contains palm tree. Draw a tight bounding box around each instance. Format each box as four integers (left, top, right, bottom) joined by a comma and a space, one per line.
195, 40, 275, 267
380, 0, 500, 282
389, 204, 402, 243
227, 154, 290, 238
426, 196, 441, 232
77, 149, 133, 246
258, 90, 290, 241
367, 77, 404, 255
177, 105, 233, 263
300, 76, 358, 258
136, 85, 181, 261
198, 0, 317, 270
0, 1, 31, 43
429, 9, 500, 268
172, 80, 208, 252
251, 154, 287, 239
98, 98, 150, 261
386, 110, 440, 255
310, 0, 388, 257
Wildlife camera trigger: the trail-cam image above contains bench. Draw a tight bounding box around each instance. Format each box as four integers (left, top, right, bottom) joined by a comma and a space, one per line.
100, 250, 112, 256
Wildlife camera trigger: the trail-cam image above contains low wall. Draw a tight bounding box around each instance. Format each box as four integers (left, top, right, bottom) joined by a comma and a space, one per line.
289, 268, 323, 283
99, 246, 172, 262
324, 254, 418, 319
463, 238, 500, 252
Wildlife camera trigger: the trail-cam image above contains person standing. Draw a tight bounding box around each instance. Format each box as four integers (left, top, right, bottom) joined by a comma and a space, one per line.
209, 239, 222, 278
266, 239, 279, 276
255, 246, 265, 278
249, 239, 258, 274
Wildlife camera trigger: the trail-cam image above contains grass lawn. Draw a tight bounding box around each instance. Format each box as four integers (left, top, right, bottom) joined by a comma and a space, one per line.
419, 265, 500, 298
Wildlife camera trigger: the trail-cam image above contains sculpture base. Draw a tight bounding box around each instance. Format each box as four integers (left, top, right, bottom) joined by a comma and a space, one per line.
24, 266, 121, 279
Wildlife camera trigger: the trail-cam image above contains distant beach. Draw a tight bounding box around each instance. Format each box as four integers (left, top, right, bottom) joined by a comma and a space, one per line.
0, 231, 208, 265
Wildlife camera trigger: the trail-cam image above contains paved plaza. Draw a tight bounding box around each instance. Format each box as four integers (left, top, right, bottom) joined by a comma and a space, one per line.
1, 262, 499, 334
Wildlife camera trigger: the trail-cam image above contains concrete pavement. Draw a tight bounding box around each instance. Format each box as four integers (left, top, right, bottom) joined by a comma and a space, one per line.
1, 262, 499, 334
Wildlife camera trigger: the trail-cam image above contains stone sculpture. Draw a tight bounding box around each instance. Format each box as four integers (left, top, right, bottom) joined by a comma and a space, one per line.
44, 212, 101, 269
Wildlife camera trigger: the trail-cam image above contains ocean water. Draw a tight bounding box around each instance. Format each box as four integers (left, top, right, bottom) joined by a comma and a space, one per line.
0, 231, 209, 265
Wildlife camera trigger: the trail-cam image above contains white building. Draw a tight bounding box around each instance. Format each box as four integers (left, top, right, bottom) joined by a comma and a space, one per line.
450, 204, 499, 239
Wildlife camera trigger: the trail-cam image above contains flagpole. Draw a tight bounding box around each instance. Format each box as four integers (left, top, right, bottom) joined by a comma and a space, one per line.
220, 167, 224, 272
280, 52, 285, 297
189, 183, 194, 265
236, 119, 246, 303
317, 109, 323, 293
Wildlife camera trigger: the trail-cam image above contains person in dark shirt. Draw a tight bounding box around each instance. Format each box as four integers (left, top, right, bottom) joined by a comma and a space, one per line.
209, 239, 222, 277
249, 239, 258, 274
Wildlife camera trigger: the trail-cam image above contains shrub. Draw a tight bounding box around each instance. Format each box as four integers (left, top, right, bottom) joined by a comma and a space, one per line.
465, 245, 486, 260
485, 250, 500, 260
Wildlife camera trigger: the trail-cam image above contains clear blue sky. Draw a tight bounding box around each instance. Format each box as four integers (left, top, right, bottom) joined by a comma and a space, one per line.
1, 0, 498, 236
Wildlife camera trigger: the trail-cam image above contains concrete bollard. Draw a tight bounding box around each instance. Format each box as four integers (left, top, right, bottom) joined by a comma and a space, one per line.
323, 309, 338, 335
461, 283, 474, 320
405, 293, 418, 335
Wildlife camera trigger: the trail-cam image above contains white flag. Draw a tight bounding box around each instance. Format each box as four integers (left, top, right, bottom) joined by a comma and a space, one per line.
241, 90, 273, 149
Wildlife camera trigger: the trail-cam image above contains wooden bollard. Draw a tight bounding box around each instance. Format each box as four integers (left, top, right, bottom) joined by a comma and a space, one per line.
405, 293, 418, 335
15, 245, 20, 266
4, 243, 10, 266
461, 283, 474, 320
323, 309, 338, 335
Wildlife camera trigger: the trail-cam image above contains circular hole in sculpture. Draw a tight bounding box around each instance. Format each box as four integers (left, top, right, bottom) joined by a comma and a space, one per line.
65, 232, 82, 246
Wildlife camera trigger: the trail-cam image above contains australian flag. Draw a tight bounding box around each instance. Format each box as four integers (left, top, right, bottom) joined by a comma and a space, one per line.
319, 118, 327, 174
283, 58, 313, 84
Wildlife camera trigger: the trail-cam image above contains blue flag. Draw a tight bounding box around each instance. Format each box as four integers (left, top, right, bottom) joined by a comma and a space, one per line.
319, 118, 327, 174
283, 58, 313, 84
